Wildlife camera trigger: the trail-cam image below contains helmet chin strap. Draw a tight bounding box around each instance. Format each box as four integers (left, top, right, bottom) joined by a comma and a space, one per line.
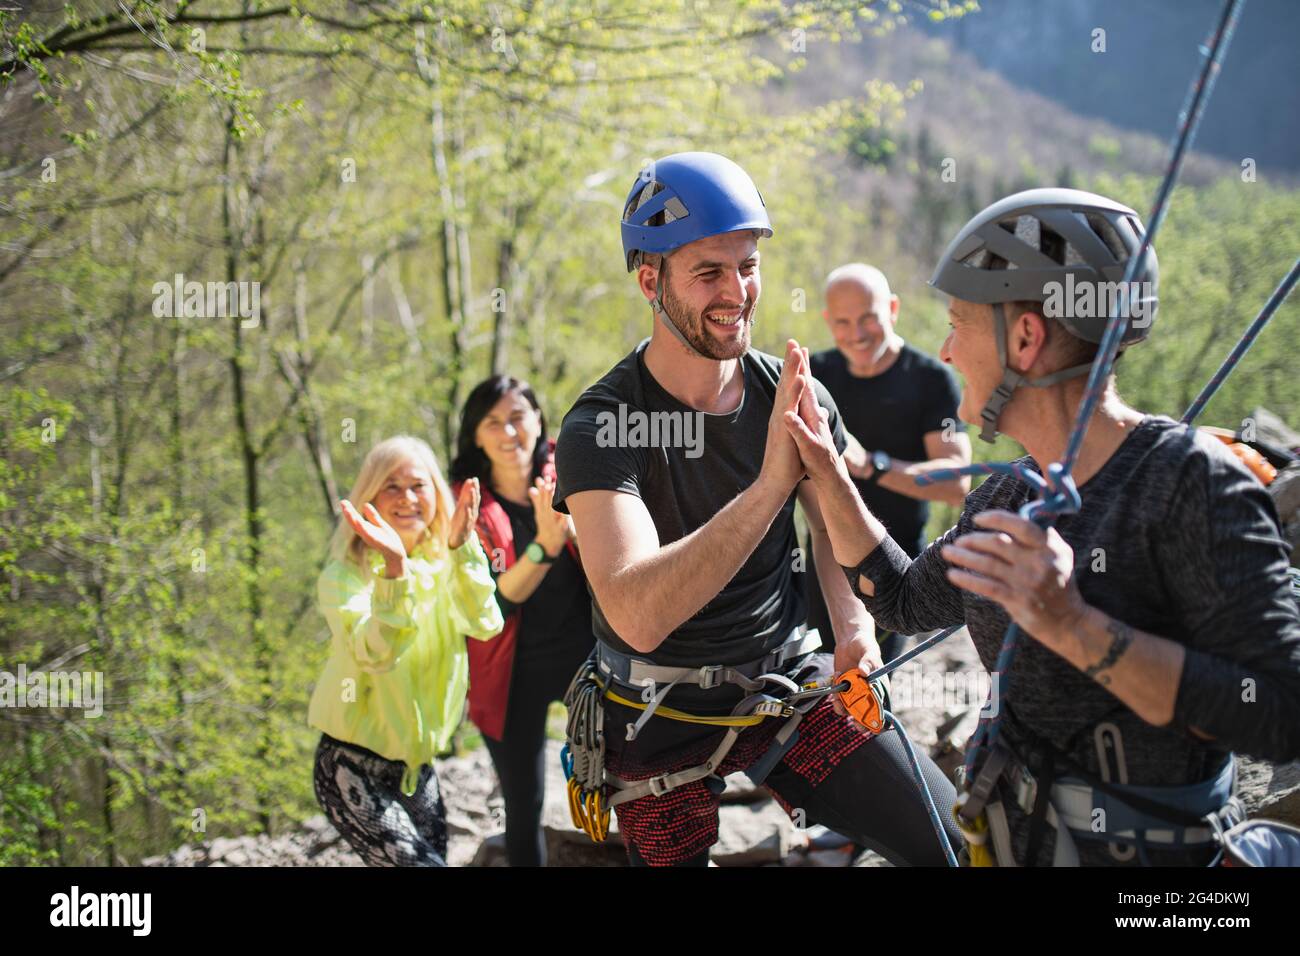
977, 303, 1095, 443
650, 259, 715, 360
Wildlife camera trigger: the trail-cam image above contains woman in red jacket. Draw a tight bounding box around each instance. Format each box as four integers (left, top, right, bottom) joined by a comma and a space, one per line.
450, 375, 593, 866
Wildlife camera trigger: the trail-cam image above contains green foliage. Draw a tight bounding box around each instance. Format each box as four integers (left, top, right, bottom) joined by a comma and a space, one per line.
1092, 174, 1300, 430
2, 0, 969, 864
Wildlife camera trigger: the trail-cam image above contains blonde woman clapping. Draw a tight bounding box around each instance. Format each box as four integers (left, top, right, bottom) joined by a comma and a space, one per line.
308, 435, 503, 866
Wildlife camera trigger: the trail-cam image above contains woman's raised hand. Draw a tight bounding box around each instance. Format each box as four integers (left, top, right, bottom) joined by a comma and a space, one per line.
529, 476, 570, 557
448, 478, 481, 550
783, 354, 845, 485
340, 499, 407, 566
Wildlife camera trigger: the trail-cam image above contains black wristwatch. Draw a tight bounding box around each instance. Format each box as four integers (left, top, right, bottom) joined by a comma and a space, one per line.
862, 449, 891, 485
525, 541, 556, 565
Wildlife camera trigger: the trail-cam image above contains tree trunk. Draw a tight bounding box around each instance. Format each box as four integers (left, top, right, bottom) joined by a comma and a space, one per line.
223, 107, 271, 836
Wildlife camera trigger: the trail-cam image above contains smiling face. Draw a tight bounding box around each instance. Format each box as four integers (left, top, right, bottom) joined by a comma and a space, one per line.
651, 230, 761, 360
475, 391, 541, 477
824, 279, 898, 373
940, 298, 1003, 428
372, 459, 438, 553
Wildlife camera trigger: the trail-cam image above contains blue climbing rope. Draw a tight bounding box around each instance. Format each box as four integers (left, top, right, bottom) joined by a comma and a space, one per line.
1181, 257, 1300, 426
886, 709, 960, 867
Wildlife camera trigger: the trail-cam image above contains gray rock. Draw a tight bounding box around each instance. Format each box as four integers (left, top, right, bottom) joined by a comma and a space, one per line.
470, 832, 508, 867
1249, 406, 1300, 452
444, 809, 482, 839
1267, 464, 1300, 558
719, 771, 767, 804
208, 837, 239, 860
712, 798, 801, 866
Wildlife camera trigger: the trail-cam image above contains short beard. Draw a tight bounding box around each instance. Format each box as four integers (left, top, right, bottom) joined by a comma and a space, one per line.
659, 256, 752, 360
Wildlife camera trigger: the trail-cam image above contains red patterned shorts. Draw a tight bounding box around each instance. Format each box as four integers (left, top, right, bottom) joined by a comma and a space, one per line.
604, 656, 871, 866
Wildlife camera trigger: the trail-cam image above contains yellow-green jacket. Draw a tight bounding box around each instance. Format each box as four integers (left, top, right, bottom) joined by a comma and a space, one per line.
308, 536, 504, 794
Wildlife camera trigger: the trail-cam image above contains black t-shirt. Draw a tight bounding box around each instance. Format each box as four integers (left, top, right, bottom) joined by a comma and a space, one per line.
809, 344, 964, 556
489, 493, 594, 667
553, 340, 847, 669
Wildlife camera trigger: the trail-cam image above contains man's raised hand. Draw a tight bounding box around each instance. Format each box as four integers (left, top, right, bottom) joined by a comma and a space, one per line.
760, 340, 810, 493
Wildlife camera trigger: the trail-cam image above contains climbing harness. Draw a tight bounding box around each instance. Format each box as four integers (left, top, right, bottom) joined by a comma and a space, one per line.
951, 714, 1248, 866
561, 622, 965, 866
560, 625, 821, 842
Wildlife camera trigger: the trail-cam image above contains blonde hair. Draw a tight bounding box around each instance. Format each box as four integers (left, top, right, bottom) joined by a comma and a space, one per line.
328, 435, 455, 573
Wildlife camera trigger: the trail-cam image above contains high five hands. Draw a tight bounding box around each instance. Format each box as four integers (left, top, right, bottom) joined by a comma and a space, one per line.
777, 337, 1090, 649
779, 339, 847, 485
773, 340, 884, 730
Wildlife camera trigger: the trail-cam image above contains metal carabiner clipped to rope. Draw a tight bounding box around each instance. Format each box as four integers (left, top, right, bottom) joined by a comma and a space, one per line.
782, 671, 887, 735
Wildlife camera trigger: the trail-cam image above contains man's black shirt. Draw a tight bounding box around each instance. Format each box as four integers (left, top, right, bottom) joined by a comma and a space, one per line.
809, 343, 963, 556
554, 340, 846, 670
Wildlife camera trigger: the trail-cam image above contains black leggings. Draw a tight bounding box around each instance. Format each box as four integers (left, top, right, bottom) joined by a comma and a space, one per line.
763, 724, 960, 866
625, 721, 961, 867
482, 650, 579, 866
313, 734, 448, 867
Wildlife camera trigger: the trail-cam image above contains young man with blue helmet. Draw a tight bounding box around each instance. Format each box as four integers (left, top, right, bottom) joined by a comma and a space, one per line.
552, 152, 960, 866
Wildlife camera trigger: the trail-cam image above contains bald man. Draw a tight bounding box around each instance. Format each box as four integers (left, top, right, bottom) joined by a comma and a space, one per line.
805, 264, 972, 662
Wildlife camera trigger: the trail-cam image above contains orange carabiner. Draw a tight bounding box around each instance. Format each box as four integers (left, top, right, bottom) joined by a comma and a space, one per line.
836, 669, 887, 735
584, 789, 607, 842
588, 789, 610, 842
567, 777, 586, 831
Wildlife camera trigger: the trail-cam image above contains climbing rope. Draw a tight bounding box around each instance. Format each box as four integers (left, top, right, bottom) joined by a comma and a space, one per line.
1181, 257, 1300, 426
887, 709, 960, 867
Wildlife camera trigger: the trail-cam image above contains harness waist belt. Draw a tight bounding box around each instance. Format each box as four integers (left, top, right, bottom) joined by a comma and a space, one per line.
596, 625, 822, 693
1010, 754, 1237, 847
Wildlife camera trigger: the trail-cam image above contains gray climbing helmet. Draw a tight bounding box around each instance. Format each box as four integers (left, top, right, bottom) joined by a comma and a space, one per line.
929, 188, 1159, 442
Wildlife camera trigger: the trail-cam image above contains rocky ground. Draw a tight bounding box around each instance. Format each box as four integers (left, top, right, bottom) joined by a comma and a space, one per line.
142, 627, 1300, 867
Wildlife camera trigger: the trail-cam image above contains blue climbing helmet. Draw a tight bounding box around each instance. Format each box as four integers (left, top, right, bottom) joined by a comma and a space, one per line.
620, 151, 773, 273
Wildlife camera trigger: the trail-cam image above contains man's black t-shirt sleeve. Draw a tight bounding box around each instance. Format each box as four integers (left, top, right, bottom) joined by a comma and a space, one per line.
552, 405, 647, 515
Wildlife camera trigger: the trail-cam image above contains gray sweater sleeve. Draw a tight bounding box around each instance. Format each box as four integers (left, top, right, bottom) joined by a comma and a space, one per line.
848, 521, 969, 636
1161, 444, 1300, 762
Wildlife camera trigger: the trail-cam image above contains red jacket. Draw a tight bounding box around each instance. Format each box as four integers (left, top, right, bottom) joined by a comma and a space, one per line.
453, 441, 581, 741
